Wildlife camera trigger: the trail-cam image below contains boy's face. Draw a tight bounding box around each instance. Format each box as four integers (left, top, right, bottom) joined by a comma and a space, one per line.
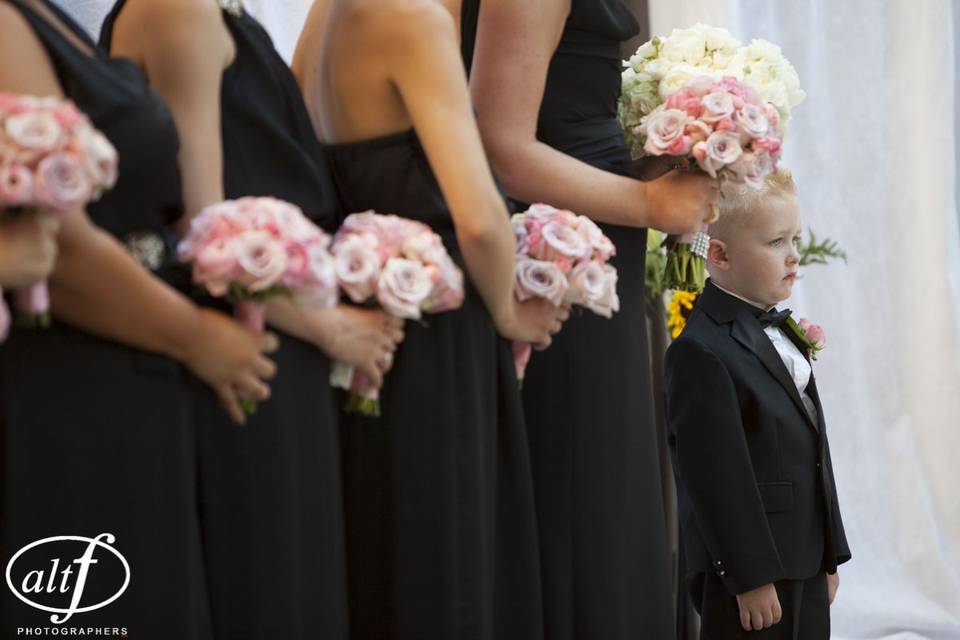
710, 196, 802, 307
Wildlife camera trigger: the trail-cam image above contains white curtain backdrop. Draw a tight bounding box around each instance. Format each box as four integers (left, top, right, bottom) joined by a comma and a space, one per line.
649, 1, 960, 638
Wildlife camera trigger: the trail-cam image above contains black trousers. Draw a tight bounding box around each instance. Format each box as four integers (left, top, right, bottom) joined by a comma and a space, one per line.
697, 572, 830, 640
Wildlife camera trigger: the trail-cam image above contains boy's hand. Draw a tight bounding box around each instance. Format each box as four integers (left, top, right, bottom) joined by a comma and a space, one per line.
827, 571, 840, 605
735, 583, 782, 631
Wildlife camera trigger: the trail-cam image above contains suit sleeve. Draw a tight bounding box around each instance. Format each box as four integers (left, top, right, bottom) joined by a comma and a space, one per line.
665, 336, 786, 594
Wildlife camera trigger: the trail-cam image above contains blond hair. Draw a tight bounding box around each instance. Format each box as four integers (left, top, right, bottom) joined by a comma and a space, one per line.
709, 169, 797, 241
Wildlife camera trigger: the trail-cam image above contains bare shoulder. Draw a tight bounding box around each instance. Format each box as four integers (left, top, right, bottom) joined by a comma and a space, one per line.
0, 2, 35, 43
121, 0, 225, 33
0, 3, 63, 96
352, 0, 457, 50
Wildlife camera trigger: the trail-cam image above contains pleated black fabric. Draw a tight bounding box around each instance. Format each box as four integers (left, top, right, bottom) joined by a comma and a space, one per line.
461, 1, 676, 638
0, 1, 210, 638
103, 4, 348, 638
325, 129, 543, 640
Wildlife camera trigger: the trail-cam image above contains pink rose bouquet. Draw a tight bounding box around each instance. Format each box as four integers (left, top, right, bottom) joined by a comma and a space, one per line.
635, 76, 784, 292
178, 197, 339, 411
0, 93, 118, 333
511, 203, 619, 383
329, 210, 465, 416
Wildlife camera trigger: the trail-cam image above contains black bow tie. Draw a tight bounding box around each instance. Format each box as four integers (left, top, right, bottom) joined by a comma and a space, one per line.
756, 307, 792, 328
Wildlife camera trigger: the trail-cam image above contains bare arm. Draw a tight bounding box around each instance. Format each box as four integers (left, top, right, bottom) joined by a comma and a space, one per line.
0, 4, 275, 423
469, 0, 714, 232
109, 0, 232, 224
388, 5, 522, 330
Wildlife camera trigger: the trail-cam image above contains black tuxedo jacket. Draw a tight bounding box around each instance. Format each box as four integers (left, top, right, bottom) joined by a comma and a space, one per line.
664, 281, 851, 596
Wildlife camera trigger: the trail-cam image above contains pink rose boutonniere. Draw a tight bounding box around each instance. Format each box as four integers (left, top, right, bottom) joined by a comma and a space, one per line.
788, 316, 826, 360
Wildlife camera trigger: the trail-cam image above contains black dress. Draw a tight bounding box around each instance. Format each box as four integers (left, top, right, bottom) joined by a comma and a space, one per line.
0, 1, 210, 638
325, 129, 543, 639
101, 5, 348, 639
462, 1, 675, 638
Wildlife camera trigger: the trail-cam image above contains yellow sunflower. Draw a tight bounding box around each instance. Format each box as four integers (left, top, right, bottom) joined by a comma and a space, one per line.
666, 290, 699, 339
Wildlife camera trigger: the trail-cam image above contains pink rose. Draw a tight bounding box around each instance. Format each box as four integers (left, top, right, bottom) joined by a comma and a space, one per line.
4, 110, 64, 157
0, 94, 29, 115
585, 264, 620, 318
512, 215, 529, 254
799, 318, 826, 350
422, 257, 465, 313
641, 108, 688, 156
564, 260, 607, 307
764, 104, 781, 132
514, 257, 568, 306
686, 76, 717, 97
684, 119, 712, 144
235, 230, 289, 292
298, 243, 339, 308
333, 234, 381, 303
752, 136, 782, 159
377, 257, 433, 319
735, 103, 770, 142
194, 237, 241, 297
713, 77, 749, 100
53, 102, 86, 129
524, 203, 562, 223
0, 164, 33, 205
541, 219, 591, 260
700, 91, 735, 124
575, 215, 615, 261
695, 131, 742, 178
78, 127, 118, 193
715, 117, 737, 133
512, 340, 532, 382
35, 152, 91, 212
402, 231, 448, 266
0, 293, 8, 343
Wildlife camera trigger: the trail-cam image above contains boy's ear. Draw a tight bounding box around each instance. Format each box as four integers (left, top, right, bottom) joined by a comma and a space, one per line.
707, 238, 729, 271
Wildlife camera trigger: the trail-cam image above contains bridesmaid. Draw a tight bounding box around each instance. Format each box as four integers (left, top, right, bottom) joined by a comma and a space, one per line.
463, 2, 718, 638
293, 0, 568, 637
102, 0, 404, 637
0, 0, 276, 636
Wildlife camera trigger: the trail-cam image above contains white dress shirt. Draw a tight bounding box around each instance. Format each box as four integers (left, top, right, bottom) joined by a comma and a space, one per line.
712, 283, 818, 426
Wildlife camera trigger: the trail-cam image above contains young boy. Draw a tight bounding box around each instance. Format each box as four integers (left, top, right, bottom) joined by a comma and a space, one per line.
665, 170, 851, 639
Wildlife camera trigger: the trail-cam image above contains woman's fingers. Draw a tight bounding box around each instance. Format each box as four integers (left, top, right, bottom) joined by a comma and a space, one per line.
216, 384, 246, 425
236, 373, 270, 403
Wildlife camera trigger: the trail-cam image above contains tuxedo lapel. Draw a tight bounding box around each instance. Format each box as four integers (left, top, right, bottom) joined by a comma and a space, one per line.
729, 310, 819, 434
806, 374, 827, 435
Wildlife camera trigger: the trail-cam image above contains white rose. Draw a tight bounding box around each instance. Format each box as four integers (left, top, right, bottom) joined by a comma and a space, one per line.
658, 64, 703, 100
694, 23, 741, 53
661, 28, 707, 65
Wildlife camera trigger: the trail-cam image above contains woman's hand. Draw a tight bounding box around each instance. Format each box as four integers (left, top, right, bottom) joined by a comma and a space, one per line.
495, 298, 569, 350
645, 171, 720, 235
308, 304, 405, 389
0, 212, 60, 288
181, 308, 279, 424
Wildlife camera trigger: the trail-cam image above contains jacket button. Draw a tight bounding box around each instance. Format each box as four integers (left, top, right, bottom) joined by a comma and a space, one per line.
817, 462, 822, 468
719, 570, 726, 576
